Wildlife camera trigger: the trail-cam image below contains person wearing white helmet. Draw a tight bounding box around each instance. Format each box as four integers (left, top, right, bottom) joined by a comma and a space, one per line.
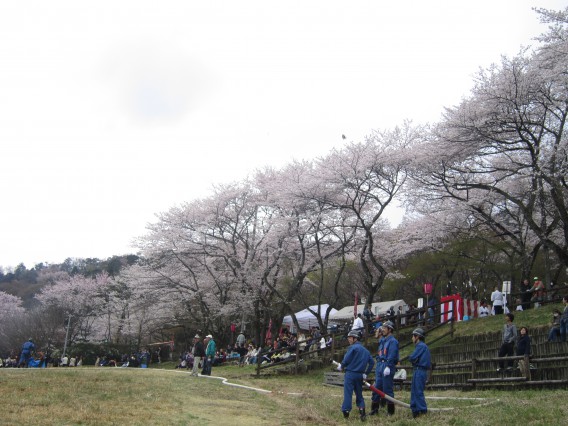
409, 328, 431, 419
336, 330, 375, 421
370, 320, 399, 417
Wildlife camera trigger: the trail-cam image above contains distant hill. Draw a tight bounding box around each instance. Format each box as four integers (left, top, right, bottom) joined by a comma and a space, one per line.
0, 254, 139, 308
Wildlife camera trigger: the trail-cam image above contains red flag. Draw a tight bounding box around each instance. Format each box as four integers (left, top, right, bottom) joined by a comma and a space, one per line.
266, 318, 273, 341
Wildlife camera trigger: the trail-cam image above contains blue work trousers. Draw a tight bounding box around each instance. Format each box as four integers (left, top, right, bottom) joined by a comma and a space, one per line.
372, 362, 394, 403
410, 368, 428, 415
201, 357, 212, 376
341, 371, 365, 413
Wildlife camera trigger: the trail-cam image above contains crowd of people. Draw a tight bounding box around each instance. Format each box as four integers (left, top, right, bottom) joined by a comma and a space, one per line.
0, 338, 88, 369
467, 287, 568, 384
172, 327, 336, 377
94, 349, 151, 368
487, 277, 553, 316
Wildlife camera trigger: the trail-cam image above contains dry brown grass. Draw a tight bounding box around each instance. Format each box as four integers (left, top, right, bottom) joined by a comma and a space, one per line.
1, 365, 568, 425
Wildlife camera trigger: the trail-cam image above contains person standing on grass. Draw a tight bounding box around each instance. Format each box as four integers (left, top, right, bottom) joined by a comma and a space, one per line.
336, 330, 375, 421
370, 320, 399, 417
491, 285, 504, 315
352, 313, 364, 332
497, 313, 518, 372
191, 335, 205, 376
18, 338, 35, 368
520, 279, 532, 310
236, 331, 246, 348
201, 334, 216, 376
409, 328, 431, 419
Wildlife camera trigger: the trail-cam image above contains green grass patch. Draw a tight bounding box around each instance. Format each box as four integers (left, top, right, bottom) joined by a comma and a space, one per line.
1, 365, 567, 425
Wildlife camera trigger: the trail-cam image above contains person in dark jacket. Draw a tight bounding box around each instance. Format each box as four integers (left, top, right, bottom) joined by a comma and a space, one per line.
516, 326, 531, 377
520, 279, 532, 310
516, 326, 531, 357
191, 335, 205, 376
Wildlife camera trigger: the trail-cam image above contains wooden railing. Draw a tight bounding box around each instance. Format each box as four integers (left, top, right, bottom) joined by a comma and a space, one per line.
255, 332, 350, 377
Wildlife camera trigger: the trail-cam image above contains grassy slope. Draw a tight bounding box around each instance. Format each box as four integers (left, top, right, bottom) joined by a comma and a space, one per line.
398, 302, 561, 359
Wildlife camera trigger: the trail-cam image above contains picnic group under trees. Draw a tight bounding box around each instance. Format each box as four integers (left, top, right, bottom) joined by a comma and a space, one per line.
174, 328, 333, 373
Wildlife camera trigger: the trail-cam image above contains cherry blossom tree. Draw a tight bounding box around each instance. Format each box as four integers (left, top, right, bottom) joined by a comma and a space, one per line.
253, 161, 356, 332
137, 181, 286, 343
0, 291, 26, 353
112, 265, 183, 347
35, 272, 112, 343
410, 8, 568, 284
309, 122, 423, 304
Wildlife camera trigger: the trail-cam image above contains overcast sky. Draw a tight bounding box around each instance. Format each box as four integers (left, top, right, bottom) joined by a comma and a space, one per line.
0, 1, 564, 269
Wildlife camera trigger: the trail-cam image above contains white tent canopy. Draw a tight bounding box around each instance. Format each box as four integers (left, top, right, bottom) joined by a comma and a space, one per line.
330, 300, 406, 321
282, 304, 338, 333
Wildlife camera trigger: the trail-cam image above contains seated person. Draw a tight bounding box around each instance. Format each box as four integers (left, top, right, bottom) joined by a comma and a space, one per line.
287, 333, 298, 350
529, 277, 545, 304
393, 362, 407, 390
478, 300, 490, 318
394, 362, 407, 381
548, 309, 561, 341
243, 344, 256, 364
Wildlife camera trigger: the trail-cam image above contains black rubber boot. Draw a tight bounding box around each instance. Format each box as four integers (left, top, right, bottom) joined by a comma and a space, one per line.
359, 408, 367, 422
369, 401, 380, 415
387, 403, 395, 416
342, 411, 349, 419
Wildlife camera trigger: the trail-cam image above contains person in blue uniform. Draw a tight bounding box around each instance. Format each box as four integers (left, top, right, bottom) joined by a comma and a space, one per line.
19, 338, 36, 368
409, 328, 431, 418
337, 330, 375, 421
370, 320, 399, 416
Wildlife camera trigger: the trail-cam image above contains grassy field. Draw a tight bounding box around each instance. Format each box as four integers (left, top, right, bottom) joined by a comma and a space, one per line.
1, 363, 567, 425
2, 303, 566, 425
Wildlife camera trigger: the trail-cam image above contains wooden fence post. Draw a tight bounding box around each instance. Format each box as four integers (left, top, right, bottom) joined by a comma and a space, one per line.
331, 333, 336, 361
294, 342, 300, 374
523, 354, 531, 381
471, 358, 477, 380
